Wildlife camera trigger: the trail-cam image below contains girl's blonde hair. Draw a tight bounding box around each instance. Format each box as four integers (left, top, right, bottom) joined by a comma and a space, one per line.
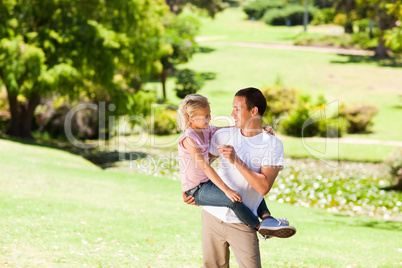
177, 94, 210, 132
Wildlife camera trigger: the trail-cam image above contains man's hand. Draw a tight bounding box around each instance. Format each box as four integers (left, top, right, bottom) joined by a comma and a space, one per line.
182, 192, 199, 206
263, 125, 275, 136
218, 145, 239, 165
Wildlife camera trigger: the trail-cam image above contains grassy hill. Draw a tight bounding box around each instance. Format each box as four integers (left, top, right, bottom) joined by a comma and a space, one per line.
0, 139, 401, 267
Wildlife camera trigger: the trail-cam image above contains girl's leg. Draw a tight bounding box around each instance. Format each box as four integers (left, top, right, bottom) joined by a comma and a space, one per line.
192, 181, 260, 228
257, 198, 271, 220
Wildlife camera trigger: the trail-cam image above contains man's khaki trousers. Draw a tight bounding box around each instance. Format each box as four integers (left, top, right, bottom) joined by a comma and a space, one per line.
202, 210, 261, 268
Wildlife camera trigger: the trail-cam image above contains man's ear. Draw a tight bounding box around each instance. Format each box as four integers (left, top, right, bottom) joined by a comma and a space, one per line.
251, 106, 259, 116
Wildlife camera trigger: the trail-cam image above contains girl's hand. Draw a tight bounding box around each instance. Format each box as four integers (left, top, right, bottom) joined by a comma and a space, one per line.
224, 189, 242, 203
263, 125, 275, 136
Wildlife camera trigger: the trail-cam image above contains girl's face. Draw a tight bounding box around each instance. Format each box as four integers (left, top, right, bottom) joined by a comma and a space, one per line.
189, 107, 211, 129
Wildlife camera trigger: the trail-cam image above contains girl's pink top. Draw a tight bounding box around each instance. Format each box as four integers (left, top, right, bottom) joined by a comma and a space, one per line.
178, 125, 217, 192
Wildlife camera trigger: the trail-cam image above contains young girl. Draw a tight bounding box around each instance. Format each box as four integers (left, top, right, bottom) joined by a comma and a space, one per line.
177, 94, 295, 237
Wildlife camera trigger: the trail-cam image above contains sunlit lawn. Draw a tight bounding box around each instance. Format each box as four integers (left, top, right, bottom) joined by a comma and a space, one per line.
196, 6, 323, 44
148, 42, 402, 140
148, 7, 402, 142
180, 44, 402, 141
1, 139, 402, 267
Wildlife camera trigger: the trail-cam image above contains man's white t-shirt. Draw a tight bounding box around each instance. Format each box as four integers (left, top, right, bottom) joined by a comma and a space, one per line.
205, 127, 285, 223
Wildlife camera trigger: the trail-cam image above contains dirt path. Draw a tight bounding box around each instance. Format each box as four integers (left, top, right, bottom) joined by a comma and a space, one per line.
196, 36, 374, 56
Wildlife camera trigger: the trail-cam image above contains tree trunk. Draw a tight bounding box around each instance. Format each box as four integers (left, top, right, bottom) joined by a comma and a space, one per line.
344, 22, 354, 34
161, 68, 168, 101
383, 178, 402, 191
165, 0, 180, 14
375, 40, 389, 58
5, 91, 41, 139
344, 0, 354, 34
374, 7, 390, 58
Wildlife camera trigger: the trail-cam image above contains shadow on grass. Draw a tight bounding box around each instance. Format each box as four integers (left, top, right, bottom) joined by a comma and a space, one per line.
85, 151, 147, 169
200, 72, 217, 81
331, 214, 402, 231
331, 54, 402, 68
392, 105, 402, 109
0, 134, 148, 169
226, 0, 241, 7
197, 46, 216, 53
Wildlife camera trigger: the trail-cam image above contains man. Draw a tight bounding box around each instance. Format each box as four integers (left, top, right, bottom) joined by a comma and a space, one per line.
184, 87, 295, 268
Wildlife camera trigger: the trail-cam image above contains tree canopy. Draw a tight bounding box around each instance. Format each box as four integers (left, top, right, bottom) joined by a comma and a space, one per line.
356, 0, 402, 57
0, 0, 169, 138
165, 0, 226, 17
159, 13, 200, 100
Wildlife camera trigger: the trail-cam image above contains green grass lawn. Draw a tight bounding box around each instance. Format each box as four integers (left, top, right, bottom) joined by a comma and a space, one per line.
178, 44, 402, 141
149, 7, 402, 142
196, 6, 324, 44
1, 139, 401, 267
281, 136, 397, 163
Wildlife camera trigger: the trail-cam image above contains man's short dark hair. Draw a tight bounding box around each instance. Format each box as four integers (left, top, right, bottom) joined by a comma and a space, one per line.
235, 87, 267, 116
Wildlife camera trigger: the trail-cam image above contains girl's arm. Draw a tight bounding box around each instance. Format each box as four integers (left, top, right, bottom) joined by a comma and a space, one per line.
182, 137, 242, 203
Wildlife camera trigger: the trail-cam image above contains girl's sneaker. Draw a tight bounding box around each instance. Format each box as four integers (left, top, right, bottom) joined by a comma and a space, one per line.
258, 217, 296, 238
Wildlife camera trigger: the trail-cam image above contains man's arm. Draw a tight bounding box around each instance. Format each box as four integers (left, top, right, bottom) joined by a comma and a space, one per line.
236, 161, 281, 196
218, 145, 282, 196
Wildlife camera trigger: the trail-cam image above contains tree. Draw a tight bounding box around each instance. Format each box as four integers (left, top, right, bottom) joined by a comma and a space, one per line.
159, 14, 200, 101
174, 68, 204, 98
356, 0, 402, 57
165, 0, 226, 17
333, 0, 357, 33
0, 0, 168, 138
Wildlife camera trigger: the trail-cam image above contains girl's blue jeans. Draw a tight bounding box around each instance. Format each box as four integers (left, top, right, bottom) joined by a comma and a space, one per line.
185, 180, 270, 228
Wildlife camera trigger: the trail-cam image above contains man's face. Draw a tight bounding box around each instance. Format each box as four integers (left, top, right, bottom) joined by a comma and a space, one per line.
231, 96, 252, 129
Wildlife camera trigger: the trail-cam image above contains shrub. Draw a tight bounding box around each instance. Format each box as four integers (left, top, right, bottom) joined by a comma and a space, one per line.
260, 84, 298, 123
294, 34, 352, 47
263, 8, 288, 26
294, 33, 377, 50
311, 7, 336, 25
279, 93, 346, 138
261, 86, 346, 138
318, 117, 347, 138
280, 94, 320, 137
0, 90, 10, 132
151, 106, 179, 135
263, 5, 316, 26
321, 7, 336, 24
384, 149, 402, 191
243, 0, 284, 20
340, 103, 379, 133
351, 32, 378, 49
174, 69, 204, 99
355, 18, 371, 33
333, 13, 347, 26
